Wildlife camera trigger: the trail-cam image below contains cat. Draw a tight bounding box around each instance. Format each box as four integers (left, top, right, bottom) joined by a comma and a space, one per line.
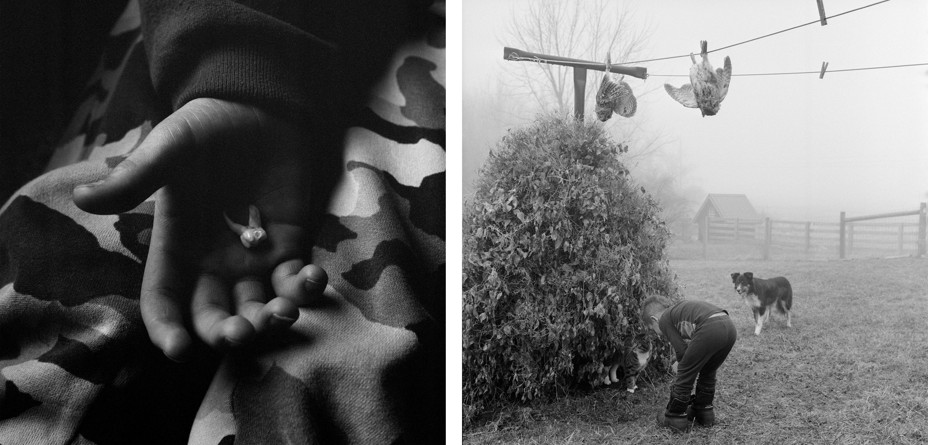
601, 340, 651, 393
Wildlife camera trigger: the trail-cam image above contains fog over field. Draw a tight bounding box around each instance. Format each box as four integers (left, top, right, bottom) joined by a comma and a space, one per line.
463, 0, 928, 223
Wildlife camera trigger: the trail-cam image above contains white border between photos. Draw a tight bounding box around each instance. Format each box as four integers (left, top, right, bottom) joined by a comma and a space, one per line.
446, 0, 463, 443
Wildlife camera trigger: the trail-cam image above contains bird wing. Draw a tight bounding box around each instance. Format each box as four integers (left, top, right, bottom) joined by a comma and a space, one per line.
716, 56, 732, 102
615, 94, 637, 118
595, 76, 617, 121
614, 80, 637, 117
596, 76, 637, 119
664, 83, 698, 108
596, 74, 613, 103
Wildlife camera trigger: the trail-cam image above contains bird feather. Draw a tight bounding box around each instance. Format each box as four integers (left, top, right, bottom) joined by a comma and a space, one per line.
717, 56, 732, 102
663, 83, 698, 108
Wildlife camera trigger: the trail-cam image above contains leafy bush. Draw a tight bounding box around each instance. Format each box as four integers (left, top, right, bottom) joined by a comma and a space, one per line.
462, 115, 681, 423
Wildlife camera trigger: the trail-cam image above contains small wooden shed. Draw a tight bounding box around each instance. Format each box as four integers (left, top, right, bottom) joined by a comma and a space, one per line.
693, 194, 761, 241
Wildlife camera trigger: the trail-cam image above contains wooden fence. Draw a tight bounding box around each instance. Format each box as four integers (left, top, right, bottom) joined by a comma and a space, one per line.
697, 203, 927, 260
840, 203, 927, 258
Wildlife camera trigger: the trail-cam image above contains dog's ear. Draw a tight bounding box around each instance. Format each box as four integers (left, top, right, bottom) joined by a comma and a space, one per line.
744, 272, 753, 281
730, 272, 740, 282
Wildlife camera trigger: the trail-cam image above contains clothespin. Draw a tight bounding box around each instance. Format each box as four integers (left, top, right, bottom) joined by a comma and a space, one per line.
816, 0, 828, 26
819, 61, 829, 79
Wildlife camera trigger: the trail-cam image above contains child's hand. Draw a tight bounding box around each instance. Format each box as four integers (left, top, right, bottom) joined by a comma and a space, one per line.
73, 98, 328, 361
671, 361, 678, 373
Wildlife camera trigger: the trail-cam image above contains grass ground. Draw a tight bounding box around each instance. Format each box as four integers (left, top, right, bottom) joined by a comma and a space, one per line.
463, 257, 928, 444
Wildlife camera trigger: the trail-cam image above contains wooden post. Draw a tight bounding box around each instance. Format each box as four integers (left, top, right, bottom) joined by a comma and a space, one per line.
898, 223, 905, 256
848, 224, 854, 255
839, 211, 846, 259
702, 215, 709, 259
805, 222, 812, 254
918, 202, 927, 257
762, 217, 771, 261
573, 67, 587, 121
768, 218, 774, 244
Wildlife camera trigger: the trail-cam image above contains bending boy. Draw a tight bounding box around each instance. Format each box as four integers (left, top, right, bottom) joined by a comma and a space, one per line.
642, 295, 737, 432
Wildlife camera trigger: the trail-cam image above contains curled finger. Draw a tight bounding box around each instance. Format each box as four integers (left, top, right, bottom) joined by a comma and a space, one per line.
271, 260, 328, 306
232, 278, 298, 334
192, 273, 255, 349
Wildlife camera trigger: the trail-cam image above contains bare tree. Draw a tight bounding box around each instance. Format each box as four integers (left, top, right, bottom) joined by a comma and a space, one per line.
634, 149, 707, 239
500, 0, 650, 117
497, 0, 703, 232
463, 79, 529, 200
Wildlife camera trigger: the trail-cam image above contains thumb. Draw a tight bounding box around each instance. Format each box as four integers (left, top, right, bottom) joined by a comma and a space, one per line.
72, 114, 197, 214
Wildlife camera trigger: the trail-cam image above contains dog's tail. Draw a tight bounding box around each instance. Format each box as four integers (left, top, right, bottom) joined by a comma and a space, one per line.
774, 277, 793, 313
779, 288, 793, 313
777, 298, 790, 313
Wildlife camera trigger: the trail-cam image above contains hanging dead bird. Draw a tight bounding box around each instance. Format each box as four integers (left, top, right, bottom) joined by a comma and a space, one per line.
595, 53, 637, 121
664, 40, 732, 117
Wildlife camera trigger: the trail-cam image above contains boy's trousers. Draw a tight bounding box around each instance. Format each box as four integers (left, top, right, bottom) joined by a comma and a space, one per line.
671, 314, 737, 400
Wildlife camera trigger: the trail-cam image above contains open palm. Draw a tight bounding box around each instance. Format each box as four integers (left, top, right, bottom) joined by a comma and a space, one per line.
74, 98, 328, 362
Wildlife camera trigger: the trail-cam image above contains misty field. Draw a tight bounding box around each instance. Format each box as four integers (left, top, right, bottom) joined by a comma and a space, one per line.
463, 256, 928, 444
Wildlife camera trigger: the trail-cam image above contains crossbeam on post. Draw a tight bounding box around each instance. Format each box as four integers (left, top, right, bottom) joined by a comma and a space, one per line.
503, 47, 649, 79
503, 46, 648, 121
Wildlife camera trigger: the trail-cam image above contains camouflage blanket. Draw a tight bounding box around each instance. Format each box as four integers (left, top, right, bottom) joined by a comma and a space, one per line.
0, 2, 445, 444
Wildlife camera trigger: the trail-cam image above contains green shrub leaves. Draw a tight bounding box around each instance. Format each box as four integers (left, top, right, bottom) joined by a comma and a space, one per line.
463, 116, 680, 422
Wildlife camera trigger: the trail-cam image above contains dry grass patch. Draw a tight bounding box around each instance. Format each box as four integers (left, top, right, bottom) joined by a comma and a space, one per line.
464, 258, 928, 444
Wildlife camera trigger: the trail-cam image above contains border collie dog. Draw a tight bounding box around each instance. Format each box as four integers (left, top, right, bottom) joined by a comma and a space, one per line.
730, 272, 792, 336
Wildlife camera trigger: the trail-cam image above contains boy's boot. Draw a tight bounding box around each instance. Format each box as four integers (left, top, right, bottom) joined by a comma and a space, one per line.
686, 387, 715, 426
656, 395, 691, 433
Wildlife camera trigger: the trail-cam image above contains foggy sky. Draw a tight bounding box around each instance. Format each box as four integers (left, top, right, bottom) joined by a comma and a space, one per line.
462, 0, 928, 221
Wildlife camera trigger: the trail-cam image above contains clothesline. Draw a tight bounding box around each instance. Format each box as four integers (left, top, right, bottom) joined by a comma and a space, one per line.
619, 0, 891, 66
648, 62, 928, 78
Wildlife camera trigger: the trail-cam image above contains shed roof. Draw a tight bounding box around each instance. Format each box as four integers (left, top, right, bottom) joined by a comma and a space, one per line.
693, 194, 760, 222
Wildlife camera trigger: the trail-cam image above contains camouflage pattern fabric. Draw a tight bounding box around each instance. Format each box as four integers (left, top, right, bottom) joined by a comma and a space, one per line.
0, 2, 445, 444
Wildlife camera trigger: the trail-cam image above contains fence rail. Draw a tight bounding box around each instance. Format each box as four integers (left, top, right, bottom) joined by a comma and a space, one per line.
840, 203, 927, 258
694, 203, 927, 260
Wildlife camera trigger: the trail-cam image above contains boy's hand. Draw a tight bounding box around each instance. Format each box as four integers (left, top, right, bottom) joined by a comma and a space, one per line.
73, 98, 326, 362
671, 361, 678, 373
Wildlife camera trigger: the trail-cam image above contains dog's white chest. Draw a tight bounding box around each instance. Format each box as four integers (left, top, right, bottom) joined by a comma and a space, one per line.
743, 293, 763, 309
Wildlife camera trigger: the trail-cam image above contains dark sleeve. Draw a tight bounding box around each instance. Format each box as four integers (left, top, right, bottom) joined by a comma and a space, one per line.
659, 311, 687, 362
139, 0, 427, 119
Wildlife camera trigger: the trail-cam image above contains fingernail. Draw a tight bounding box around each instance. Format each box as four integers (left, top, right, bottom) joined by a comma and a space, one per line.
76, 179, 106, 190
269, 313, 297, 329
271, 313, 297, 323
304, 268, 328, 290
224, 336, 246, 347
164, 350, 190, 363
304, 279, 327, 293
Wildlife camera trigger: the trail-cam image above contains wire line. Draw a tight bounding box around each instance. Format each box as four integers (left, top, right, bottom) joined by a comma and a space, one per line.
620, 0, 892, 66
647, 61, 928, 77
